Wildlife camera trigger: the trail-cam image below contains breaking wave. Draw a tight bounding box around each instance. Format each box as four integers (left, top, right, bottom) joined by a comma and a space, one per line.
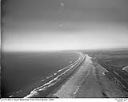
24, 53, 85, 98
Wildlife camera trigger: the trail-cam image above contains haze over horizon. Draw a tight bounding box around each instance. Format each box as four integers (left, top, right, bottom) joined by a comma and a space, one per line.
2, 0, 128, 52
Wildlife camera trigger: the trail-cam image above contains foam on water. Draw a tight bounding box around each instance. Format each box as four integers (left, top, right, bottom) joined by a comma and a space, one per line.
24, 52, 85, 98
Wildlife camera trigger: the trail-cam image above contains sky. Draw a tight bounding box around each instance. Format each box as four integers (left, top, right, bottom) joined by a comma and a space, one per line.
2, 0, 128, 52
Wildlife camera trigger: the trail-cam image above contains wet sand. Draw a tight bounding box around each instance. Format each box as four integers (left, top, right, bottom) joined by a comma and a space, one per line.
51, 55, 128, 98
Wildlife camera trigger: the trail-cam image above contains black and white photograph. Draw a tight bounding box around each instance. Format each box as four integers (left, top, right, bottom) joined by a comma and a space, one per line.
1, 0, 128, 100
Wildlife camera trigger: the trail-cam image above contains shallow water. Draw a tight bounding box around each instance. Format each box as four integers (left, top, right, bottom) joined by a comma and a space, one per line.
2, 51, 79, 97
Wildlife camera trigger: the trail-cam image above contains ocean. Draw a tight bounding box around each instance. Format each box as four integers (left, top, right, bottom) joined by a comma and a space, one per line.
2, 51, 79, 97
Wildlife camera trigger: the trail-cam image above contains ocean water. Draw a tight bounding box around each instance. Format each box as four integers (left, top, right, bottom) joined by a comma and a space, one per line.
2, 51, 79, 97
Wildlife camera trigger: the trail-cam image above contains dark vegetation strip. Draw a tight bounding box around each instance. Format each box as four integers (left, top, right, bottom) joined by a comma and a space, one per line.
98, 60, 128, 92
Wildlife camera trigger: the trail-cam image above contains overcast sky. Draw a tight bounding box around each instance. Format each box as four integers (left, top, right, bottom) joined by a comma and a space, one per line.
3, 0, 128, 51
